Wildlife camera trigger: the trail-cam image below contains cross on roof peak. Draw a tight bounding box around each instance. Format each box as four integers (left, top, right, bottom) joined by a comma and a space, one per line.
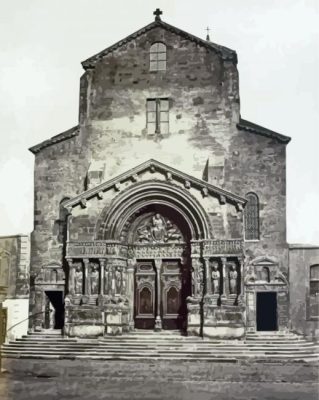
153, 8, 163, 21
206, 26, 211, 41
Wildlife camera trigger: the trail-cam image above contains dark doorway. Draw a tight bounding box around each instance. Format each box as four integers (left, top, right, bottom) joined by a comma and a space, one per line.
256, 292, 277, 331
44, 291, 64, 329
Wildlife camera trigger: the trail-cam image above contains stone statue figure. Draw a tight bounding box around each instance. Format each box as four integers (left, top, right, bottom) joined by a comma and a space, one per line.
137, 225, 151, 242
211, 263, 220, 295
229, 264, 238, 295
90, 265, 99, 295
151, 213, 166, 242
196, 267, 204, 297
165, 221, 182, 242
104, 266, 110, 294
74, 265, 83, 294
115, 267, 122, 294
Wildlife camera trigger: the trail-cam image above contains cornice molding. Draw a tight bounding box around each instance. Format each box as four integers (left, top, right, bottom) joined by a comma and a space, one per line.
63, 159, 247, 210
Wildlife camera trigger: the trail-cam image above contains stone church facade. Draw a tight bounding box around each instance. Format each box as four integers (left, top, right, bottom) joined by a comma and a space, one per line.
28, 10, 298, 339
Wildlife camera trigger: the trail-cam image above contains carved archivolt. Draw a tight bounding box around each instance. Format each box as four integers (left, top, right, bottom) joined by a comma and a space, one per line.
95, 180, 211, 241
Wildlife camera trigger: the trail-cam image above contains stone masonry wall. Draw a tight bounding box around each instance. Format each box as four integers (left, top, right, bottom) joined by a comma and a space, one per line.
289, 246, 319, 338
30, 24, 289, 326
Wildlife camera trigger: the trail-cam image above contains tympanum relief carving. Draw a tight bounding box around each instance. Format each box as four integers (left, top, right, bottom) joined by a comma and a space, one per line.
134, 213, 183, 243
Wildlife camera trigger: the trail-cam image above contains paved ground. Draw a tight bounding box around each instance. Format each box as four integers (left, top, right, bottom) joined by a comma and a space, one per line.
0, 374, 318, 400
0, 359, 318, 400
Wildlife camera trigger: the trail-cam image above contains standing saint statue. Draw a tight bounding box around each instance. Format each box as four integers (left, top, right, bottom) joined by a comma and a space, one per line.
104, 266, 110, 294
74, 265, 83, 294
211, 263, 220, 295
196, 266, 204, 297
90, 264, 99, 295
229, 264, 238, 294
115, 266, 122, 294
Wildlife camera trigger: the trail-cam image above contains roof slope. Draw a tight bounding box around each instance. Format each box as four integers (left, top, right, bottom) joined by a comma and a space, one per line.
29, 125, 79, 154
237, 118, 291, 144
64, 159, 246, 209
81, 19, 237, 70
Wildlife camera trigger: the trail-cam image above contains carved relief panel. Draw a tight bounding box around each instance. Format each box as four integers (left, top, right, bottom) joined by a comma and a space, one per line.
130, 212, 184, 244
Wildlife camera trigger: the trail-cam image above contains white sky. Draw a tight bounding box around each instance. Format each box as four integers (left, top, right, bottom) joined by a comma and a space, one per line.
0, 0, 318, 244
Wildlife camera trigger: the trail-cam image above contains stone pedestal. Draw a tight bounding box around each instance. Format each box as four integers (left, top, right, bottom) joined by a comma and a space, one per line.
105, 305, 129, 335
186, 297, 201, 336
202, 302, 246, 339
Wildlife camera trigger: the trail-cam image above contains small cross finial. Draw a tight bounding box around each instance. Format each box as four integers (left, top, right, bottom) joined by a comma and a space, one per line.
206, 26, 211, 41
153, 8, 163, 21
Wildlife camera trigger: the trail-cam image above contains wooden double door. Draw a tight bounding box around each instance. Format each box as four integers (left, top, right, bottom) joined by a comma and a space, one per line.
134, 260, 191, 330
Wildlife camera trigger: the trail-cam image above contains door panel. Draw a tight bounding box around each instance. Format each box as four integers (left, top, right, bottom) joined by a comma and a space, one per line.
161, 261, 184, 330
134, 261, 156, 329
134, 259, 189, 330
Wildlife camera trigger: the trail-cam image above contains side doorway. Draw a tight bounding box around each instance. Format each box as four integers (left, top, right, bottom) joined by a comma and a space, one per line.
256, 292, 278, 331
44, 291, 64, 330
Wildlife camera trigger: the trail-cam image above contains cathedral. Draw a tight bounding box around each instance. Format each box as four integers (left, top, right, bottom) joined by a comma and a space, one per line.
27, 9, 318, 339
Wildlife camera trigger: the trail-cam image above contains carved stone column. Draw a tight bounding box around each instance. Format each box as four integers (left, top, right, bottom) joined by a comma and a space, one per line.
66, 259, 75, 295
99, 259, 106, 295
238, 257, 244, 302
204, 257, 211, 295
110, 263, 116, 296
127, 259, 135, 331
154, 259, 162, 331
83, 258, 90, 295
221, 257, 227, 298
104, 260, 111, 295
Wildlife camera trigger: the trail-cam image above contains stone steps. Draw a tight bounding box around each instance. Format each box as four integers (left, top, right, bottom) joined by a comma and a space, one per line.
2, 331, 318, 363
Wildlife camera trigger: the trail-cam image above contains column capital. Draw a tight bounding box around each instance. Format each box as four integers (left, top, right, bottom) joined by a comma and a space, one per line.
154, 259, 162, 270
99, 258, 107, 267
127, 259, 136, 271
83, 258, 90, 266
221, 257, 227, 264
66, 258, 75, 267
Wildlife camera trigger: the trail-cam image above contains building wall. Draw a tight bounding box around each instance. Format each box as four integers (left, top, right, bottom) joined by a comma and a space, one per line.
289, 245, 319, 338
29, 24, 289, 331
0, 235, 30, 341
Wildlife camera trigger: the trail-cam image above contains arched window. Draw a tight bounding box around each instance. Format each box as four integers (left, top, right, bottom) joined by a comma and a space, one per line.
244, 192, 260, 240
150, 42, 166, 71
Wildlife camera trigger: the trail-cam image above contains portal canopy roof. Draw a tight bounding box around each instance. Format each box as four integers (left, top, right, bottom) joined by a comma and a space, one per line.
63, 159, 247, 211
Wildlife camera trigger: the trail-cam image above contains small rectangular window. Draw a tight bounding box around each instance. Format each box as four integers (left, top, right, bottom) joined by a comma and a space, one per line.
147, 99, 169, 135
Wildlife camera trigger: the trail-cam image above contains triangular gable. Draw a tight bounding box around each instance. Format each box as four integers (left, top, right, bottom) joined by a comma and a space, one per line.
64, 159, 246, 210
81, 19, 236, 70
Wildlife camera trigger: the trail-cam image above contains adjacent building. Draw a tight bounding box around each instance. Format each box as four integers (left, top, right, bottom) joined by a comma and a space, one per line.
0, 235, 30, 342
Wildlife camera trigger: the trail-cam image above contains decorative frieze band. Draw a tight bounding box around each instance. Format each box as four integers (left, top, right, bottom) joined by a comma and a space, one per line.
66, 239, 244, 259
